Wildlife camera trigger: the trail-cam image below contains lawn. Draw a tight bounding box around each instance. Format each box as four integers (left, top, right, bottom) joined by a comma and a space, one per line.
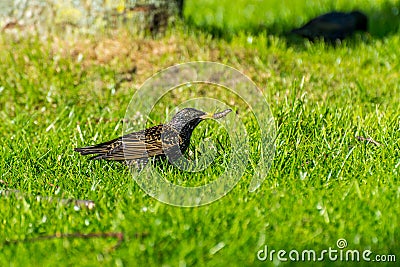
0, 0, 399, 266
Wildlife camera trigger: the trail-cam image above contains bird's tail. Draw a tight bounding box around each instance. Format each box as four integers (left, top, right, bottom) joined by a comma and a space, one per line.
74, 138, 118, 160
290, 27, 307, 36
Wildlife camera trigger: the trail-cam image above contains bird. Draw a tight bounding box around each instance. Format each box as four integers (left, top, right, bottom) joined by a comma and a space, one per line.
74, 108, 232, 169
290, 11, 368, 42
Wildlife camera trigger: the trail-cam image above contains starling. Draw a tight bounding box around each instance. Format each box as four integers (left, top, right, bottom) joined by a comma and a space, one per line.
290, 11, 368, 42
74, 108, 232, 168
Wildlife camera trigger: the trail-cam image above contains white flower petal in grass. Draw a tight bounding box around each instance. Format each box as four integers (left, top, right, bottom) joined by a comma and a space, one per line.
299, 170, 307, 180
209, 242, 225, 255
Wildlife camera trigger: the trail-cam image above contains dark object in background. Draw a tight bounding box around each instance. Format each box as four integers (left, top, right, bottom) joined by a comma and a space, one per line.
176, 0, 184, 17
291, 11, 368, 41
123, 1, 184, 36
74, 108, 232, 169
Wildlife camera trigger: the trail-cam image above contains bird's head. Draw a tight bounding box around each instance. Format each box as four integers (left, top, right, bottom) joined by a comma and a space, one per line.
168, 108, 232, 131
351, 11, 368, 31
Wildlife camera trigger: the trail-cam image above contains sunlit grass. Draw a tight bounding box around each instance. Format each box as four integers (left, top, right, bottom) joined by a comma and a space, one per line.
0, 0, 399, 266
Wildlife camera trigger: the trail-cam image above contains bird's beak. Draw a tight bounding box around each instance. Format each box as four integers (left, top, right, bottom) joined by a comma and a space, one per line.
200, 109, 232, 119
200, 113, 213, 119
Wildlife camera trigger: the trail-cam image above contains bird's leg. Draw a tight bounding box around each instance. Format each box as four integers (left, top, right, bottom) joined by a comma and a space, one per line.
125, 158, 149, 171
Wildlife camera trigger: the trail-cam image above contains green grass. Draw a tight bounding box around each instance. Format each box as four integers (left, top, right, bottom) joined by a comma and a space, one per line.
1, 0, 400, 266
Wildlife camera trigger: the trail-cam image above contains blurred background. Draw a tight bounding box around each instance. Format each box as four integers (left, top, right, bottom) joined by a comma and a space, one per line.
1, 0, 399, 38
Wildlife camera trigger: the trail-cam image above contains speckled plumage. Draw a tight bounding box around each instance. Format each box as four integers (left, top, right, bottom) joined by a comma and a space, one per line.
74, 108, 232, 168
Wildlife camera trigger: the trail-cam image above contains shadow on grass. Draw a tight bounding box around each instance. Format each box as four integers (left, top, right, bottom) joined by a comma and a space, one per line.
365, 1, 400, 38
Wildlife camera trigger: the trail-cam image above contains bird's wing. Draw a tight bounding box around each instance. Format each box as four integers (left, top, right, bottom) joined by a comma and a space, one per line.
97, 126, 163, 161
74, 125, 183, 161
109, 125, 183, 160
